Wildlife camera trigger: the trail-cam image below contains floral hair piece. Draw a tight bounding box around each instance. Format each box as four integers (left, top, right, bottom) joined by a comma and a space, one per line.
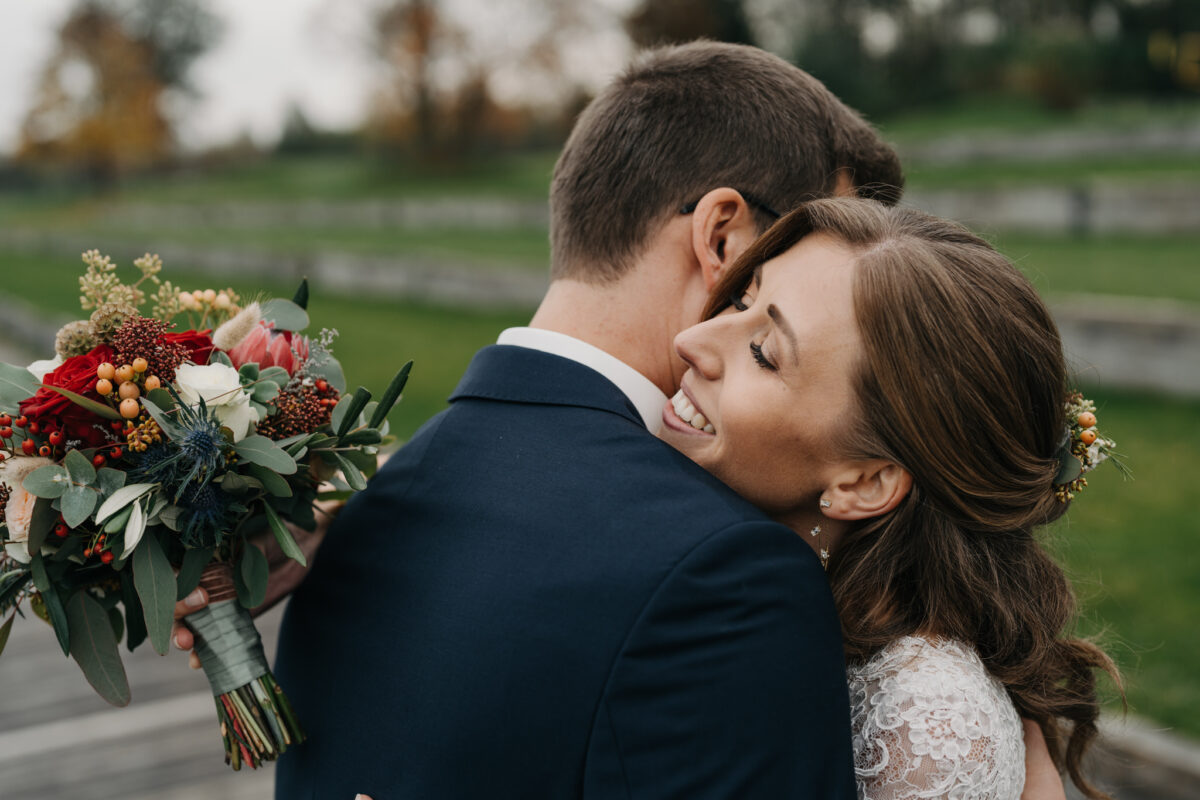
1053, 392, 1127, 502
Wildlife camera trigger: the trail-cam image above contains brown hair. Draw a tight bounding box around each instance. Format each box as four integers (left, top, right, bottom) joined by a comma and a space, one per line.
549, 41, 903, 283
705, 198, 1121, 799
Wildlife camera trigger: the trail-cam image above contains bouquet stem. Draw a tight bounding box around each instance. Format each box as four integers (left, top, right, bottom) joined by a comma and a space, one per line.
187, 562, 305, 770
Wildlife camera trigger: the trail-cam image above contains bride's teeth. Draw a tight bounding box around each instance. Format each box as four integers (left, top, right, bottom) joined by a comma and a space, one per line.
703, 423, 715, 433
690, 412, 707, 429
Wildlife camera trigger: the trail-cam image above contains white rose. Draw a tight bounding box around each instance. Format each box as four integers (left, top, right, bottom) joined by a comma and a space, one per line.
173, 363, 260, 442
26, 355, 64, 382
0, 456, 56, 562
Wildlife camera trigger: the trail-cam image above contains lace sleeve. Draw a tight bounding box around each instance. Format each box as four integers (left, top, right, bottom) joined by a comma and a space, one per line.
847, 637, 1026, 800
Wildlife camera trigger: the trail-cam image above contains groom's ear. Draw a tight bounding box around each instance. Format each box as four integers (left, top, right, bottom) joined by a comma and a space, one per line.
822, 460, 913, 522
690, 188, 760, 292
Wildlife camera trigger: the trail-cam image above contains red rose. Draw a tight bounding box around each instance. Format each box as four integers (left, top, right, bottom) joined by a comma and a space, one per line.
164, 329, 217, 366
19, 344, 115, 448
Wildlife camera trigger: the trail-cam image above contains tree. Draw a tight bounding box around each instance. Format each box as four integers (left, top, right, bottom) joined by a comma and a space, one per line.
626, 0, 755, 48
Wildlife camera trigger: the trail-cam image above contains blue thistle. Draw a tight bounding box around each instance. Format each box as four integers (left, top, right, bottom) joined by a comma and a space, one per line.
177, 483, 245, 549
144, 391, 228, 503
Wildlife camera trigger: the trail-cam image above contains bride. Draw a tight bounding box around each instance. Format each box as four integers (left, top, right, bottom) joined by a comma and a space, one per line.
655, 197, 1119, 800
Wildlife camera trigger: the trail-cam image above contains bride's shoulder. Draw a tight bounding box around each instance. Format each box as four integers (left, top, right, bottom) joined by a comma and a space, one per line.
849, 635, 1002, 694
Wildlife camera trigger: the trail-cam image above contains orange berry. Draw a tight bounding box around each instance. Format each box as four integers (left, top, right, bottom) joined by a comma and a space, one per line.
118, 381, 141, 400
96, 362, 116, 381
1079, 429, 1097, 445
143, 375, 161, 391
119, 398, 141, 419
1077, 411, 1096, 429
132, 357, 149, 373
115, 364, 135, 383
96, 379, 113, 396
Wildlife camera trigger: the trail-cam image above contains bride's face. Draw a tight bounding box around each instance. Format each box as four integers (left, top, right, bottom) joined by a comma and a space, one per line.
658, 233, 863, 520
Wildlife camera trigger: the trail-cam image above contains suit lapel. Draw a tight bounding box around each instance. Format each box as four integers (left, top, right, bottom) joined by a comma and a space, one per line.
450, 345, 646, 428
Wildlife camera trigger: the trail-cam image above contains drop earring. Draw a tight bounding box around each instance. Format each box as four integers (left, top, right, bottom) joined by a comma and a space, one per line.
815, 499, 831, 569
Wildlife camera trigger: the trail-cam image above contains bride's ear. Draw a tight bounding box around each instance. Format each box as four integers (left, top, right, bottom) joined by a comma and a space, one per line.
690, 188, 760, 292
821, 460, 912, 521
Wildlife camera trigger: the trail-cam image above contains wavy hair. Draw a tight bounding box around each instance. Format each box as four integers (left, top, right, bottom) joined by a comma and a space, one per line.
704, 198, 1121, 799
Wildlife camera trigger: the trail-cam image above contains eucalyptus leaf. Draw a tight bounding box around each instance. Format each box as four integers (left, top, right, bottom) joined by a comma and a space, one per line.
63, 448, 97, 486
211, 350, 234, 368
261, 298, 310, 332
329, 395, 352, 435
0, 363, 39, 411
370, 360, 413, 429
132, 533, 174, 656
0, 614, 14, 659
96, 467, 126, 499
95, 483, 157, 524
27, 497, 56, 556
119, 571, 147, 651
251, 381, 280, 404
219, 471, 251, 495
66, 590, 130, 706
61, 484, 97, 529
263, 503, 307, 567
32, 557, 70, 655
146, 387, 176, 411
233, 435, 298, 475
39, 385, 122, 421
158, 504, 184, 533
245, 464, 293, 498
120, 499, 147, 559
333, 452, 368, 491
259, 366, 290, 386
176, 547, 213, 601
23, 465, 69, 499
107, 606, 124, 642
235, 543, 269, 608
238, 363, 260, 382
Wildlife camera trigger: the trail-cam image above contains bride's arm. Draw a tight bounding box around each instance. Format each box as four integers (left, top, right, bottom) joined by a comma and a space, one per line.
1021, 719, 1067, 800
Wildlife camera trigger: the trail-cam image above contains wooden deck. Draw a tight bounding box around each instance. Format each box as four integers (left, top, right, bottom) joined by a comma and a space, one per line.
0, 604, 284, 799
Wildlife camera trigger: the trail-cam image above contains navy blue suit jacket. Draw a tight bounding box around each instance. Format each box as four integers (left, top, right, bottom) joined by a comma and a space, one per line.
274, 345, 855, 798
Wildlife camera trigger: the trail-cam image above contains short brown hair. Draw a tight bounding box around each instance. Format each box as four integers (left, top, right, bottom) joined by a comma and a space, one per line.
706, 198, 1120, 800
549, 41, 903, 283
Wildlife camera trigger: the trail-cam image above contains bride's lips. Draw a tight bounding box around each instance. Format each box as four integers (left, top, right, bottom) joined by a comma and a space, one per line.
662, 383, 716, 436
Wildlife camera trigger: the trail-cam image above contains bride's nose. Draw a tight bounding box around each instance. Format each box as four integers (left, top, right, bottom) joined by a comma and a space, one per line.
674, 318, 723, 380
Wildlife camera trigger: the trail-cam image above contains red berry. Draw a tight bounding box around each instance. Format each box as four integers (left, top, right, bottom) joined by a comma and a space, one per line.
110, 447, 123, 459
49, 431, 64, 446
315, 379, 328, 392
38, 445, 51, 457
83, 548, 93, 558
92, 454, 106, 467
111, 421, 125, 432
0, 452, 6, 462
28, 422, 40, 435
54, 523, 68, 538
21, 439, 36, 455
100, 551, 115, 564
0, 414, 10, 426
0, 427, 12, 438
14, 416, 27, 428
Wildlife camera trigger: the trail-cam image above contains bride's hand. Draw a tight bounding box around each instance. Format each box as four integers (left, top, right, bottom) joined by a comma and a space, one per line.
1021, 718, 1066, 800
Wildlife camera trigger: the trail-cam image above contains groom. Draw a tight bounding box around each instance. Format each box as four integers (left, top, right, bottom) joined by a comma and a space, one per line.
273, 42, 902, 797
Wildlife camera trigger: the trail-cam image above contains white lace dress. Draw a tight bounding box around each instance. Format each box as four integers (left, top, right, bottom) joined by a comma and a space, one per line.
847, 636, 1025, 800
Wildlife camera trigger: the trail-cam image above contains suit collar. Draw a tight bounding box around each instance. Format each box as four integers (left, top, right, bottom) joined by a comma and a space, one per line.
450, 345, 648, 428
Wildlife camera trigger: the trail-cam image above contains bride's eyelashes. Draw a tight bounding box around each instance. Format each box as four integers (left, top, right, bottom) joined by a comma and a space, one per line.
750, 341, 777, 371
729, 292, 750, 312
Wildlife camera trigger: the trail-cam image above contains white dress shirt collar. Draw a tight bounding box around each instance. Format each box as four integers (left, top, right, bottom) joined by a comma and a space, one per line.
496, 327, 667, 434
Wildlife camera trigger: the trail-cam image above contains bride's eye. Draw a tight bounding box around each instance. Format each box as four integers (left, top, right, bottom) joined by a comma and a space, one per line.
729, 289, 754, 311
749, 341, 777, 371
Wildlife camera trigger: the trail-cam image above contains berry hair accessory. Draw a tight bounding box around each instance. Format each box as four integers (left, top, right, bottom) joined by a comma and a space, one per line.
1053, 393, 1128, 502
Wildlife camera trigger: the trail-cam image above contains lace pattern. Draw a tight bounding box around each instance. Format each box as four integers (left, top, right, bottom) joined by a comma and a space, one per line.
847, 636, 1025, 800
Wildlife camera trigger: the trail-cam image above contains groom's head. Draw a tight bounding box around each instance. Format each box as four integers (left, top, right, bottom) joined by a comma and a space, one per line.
549, 41, 902, 285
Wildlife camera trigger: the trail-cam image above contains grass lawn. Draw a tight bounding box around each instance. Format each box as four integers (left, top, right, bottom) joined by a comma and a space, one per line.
903, 151, 1200, 189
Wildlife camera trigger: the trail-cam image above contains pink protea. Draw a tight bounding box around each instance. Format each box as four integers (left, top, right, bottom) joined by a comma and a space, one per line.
227, 320, 309, 375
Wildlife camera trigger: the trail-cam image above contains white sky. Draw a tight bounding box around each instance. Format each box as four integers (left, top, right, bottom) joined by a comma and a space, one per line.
0, 0, 635, 154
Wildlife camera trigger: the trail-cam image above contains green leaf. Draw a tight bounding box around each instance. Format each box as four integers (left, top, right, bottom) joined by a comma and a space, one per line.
261, 298, 310, 332
251, 380, 280, 404
245, 463, 293, 498
219, 471, 251, 495
39, 384, 122, 421
370, 360, 413, 429
119, 498, 147, 559
303, 434, 337, 451
23, 465, 69, 499
31, 557, 70, 655
119, 571, 147, 651
291, 278, 310, 310
238, 362, 260, 382
103, 503, 134, 534
0, 614, 14, 659
235, 543, 268, 608
27, 497, 56, 556
263, 503, 307, 567
96, 467, 126, 498
146, 387, 176, 411
61, 448, 97, 485
132, 533, 175, 656
138, 396, 183, 438
259, 366, 290, 386
158, 504, 183, 532
66, 590, 131, 706
335, 387, 372, 438
316, 489, 353, 502
95, 483, 157, 524
1055, 441, 1084, 485
107, 606, 124, 642
0, 363, 39, 411
176, 547, 212, 601
333, 451, 368, 491
233, 434, 298, 475
339, 429, 383, 446
307, 354, 346, 393
211, 350, 234, 368
61, 484, 97, 529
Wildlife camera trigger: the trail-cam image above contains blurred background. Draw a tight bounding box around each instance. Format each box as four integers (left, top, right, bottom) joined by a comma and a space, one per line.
0, 0, 1197, 798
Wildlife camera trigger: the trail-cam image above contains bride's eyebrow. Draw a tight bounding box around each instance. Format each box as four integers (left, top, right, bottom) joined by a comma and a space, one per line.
767, 304, 799, 366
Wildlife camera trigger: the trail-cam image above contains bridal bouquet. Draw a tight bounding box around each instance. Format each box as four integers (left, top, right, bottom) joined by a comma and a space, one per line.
0, 251, 411, 770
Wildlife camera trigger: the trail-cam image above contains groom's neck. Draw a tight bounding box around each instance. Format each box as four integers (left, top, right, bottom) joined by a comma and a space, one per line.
529, 274, 683, 397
